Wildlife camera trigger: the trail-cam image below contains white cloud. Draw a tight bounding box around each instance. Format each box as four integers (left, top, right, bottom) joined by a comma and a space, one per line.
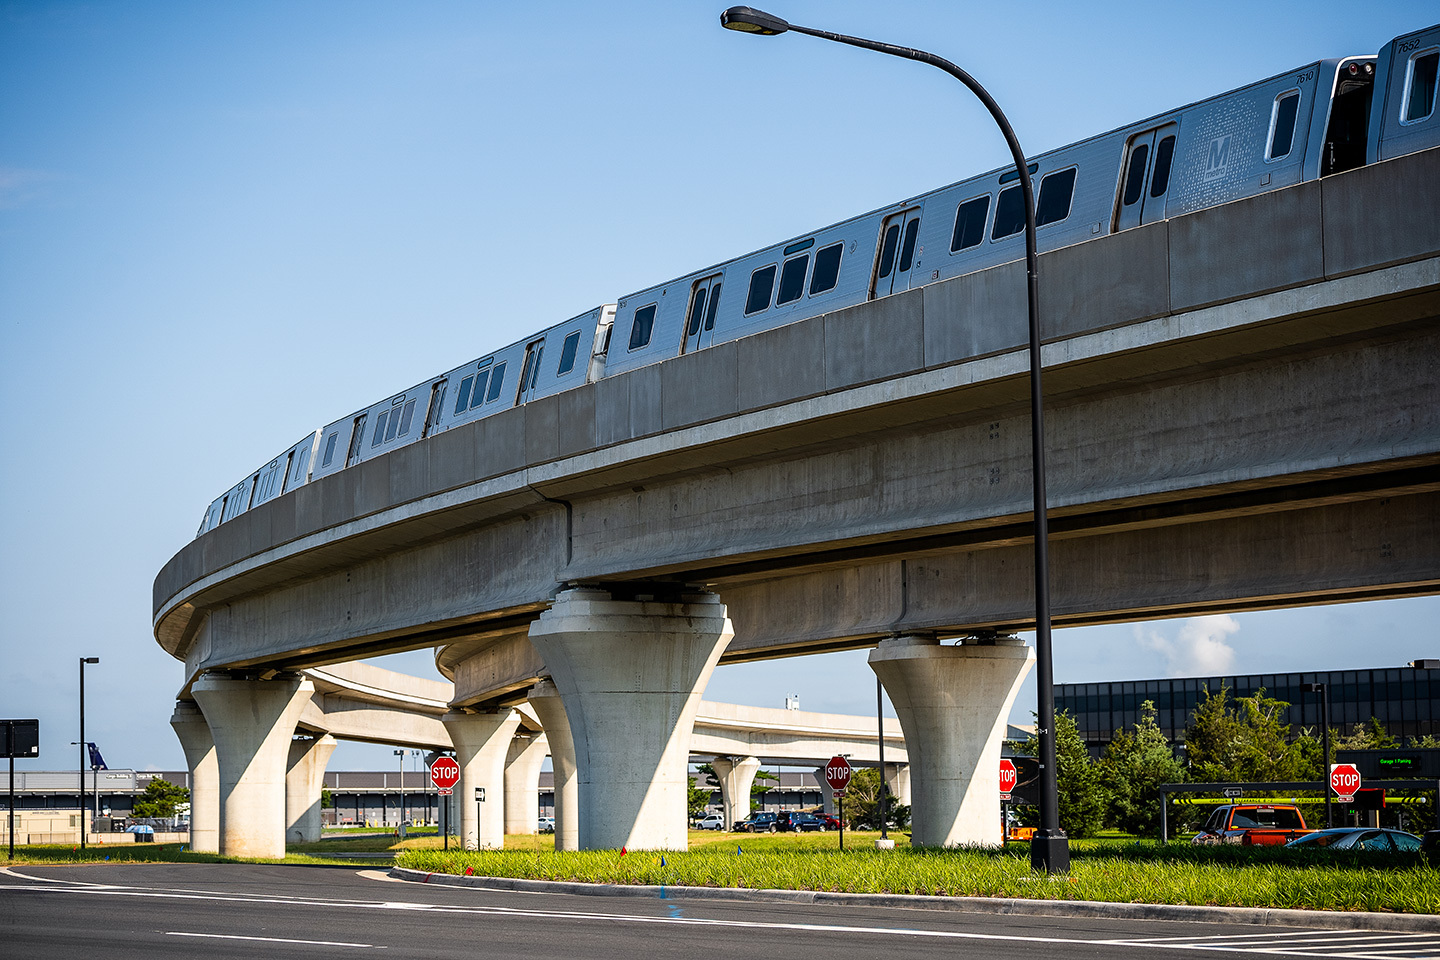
1135, 615, 1240, 678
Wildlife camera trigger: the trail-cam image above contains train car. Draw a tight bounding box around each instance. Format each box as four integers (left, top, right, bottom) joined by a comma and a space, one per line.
306, 306, 614, 485
196, 431, 320, 536
1369, 24, 1440, 162
607, 55, 1373, 377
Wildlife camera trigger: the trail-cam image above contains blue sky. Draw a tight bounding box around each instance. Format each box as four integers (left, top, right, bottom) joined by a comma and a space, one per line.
2, 1, 1435, 773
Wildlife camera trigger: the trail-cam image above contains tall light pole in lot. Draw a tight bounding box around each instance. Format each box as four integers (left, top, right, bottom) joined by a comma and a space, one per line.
1302, 682, 1333, 829
78, 657, 99, 850
394, 748, 406, 831
720, 5, 1067, 872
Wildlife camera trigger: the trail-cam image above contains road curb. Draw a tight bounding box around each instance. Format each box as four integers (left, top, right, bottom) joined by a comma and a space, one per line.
386, 866, 1440, 932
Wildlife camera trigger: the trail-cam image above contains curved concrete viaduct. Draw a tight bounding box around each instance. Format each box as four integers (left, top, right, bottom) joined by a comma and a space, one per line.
157, 149, 1440, 856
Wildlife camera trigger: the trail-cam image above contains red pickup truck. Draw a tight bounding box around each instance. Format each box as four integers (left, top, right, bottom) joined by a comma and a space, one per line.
1191, 804, 1313, 845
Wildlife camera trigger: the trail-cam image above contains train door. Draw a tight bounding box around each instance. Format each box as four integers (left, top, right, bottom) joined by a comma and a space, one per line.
1114, 123, 1178, 232
682, 274, 723, 354
869, 207, 922, 300
344, 414, 367, 467
421, 378, 447, 437
515, 338, 546, 404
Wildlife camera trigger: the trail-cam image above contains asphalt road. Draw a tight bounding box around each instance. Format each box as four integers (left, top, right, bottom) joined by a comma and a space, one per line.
2, 863, 1438, 960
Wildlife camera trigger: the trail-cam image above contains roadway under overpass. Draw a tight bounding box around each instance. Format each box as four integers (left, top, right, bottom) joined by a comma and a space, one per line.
155, 148, 1440, 857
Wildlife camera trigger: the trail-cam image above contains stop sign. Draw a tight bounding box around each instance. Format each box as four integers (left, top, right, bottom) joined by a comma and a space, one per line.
1330, 763, 1362, 801
825, 756, 852, 793
998, 758, 1018, 797
430, 756, 461, 791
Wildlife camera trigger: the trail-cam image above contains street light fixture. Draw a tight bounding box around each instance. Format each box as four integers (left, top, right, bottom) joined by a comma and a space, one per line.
78, 657, 99, 850
1301, 682, 1333, 828
720, 5, 1067, 872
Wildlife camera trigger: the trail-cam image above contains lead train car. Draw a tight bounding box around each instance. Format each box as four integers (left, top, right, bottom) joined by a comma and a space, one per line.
198, 24, 1440, 536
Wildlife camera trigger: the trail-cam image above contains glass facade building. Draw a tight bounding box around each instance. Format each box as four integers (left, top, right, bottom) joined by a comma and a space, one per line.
1056, 665, 1438, 754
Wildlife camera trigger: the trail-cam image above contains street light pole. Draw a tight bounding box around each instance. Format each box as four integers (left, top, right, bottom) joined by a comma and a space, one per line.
394, 748, 406, 833
1303, 682, 1333, 829
78, 657, 99, 850
720, 5, 1067, 872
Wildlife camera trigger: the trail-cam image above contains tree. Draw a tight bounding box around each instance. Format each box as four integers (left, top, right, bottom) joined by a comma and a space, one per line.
1333, 716, 1398, 750
1096, 700, 1185, 836
843, 767, 910, 830
1017, 709, 1105, 838
321, 786, 333, 810
132, 778, 190, 818
1184, 686, 1318, 784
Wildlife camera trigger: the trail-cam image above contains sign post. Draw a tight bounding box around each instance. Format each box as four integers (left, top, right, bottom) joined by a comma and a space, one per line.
430, 756, 460, 851
4, 720, 40, 861
1330, 763, 1362, 804
825, 756, 852, 851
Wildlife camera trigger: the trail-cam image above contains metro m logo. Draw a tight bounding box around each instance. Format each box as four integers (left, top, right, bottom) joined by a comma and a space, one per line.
1204, 135, 1232, 181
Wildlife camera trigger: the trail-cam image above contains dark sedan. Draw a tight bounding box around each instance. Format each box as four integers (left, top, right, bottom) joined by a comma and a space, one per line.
1285, 828, 1423, 851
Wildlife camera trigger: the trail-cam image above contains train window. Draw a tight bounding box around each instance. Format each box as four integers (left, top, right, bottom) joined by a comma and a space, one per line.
809, 243, 843, 294
745, 264, 777, 315
1036, 168, 1076, 226
776, 254, 809, 305
398, 399, 417, 436
687, 286, 708, 336
471, 369, 490, 409
321, 433, 338, 467
876, 223, 900, 278
704, 282, 722, 329
557, 331, 582, 375
1267, 91, 1300, 160
897, 219, 920, 272
991, 185, 1025, 239
1403, 49, 1439, 123
454, 376, 474, 414
628, 304, 657, 350
385, 403, 403, 441
1150, 136, 1176, 197
950, 195, 990, 252
371, 411, 389, 446
485, 362, 507, 402
1122, 143, 1149, 206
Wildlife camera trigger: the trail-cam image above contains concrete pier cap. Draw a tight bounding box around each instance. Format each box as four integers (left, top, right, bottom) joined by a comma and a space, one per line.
190, 672, 314, 859
528, 678, 579, 850
169, 700, 218, 854
528, 584, 732, 851
869, 633, 1033, 848
710, 755, 762, 830
443, 708, 520, 850
286, 734, 337, 844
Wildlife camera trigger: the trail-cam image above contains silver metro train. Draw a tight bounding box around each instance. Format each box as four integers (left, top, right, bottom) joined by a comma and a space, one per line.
198, 23, 1440, 536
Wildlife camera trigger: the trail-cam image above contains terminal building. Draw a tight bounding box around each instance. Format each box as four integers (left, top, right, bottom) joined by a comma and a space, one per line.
1057, 661, 1439, 755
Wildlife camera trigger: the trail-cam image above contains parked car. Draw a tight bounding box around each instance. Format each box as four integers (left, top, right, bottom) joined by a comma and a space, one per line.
1285, 828, 1422, 852
809, 813, 841, 831
734, 812, 779, 833
537, 816, 555, 833
693, 814, 725, 831
1191, 804, 1312, 846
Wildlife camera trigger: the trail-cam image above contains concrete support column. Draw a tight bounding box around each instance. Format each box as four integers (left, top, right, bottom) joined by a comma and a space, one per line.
709, 756, 760, 830
869, 635, 1033, 848
814, 766, 837, 815
504, 732, 548, 835
285, 734, 337, 844
190, 673, 314, 858
169, 700, 218, 854
528, 678, 578, 851
885, 763, 912, 807
527, 586, 732, 851
442, 709, 520, 850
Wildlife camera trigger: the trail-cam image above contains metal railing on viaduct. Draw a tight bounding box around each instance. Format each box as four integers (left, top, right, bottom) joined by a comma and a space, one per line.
155, 147, 1440, 859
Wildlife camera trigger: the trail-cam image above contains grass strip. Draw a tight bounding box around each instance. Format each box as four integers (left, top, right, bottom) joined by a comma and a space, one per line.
397, 833, 1440, 915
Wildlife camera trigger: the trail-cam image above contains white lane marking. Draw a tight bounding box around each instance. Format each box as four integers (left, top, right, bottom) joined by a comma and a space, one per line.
167, 931, 383, 948
7, 878, 1437, 958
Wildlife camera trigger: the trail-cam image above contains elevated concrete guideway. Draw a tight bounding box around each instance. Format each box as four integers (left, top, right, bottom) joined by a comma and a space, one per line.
157, 148, 1440, 854
156, 149, 1440, 682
